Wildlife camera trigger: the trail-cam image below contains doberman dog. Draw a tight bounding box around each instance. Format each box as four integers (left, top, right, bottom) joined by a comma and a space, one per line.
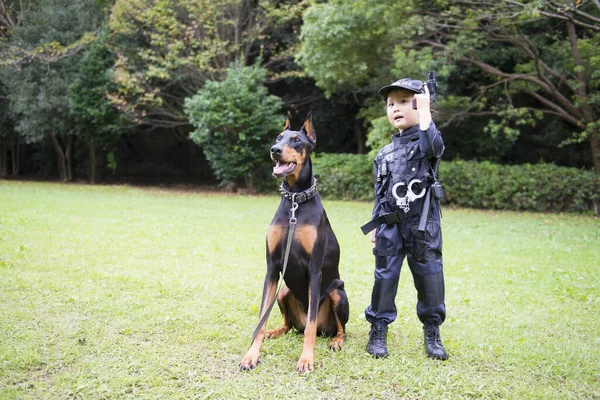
239, 112, 349, 374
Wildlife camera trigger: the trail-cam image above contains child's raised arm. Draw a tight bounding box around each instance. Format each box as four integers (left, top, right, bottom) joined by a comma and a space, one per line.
415, 85, 432, 130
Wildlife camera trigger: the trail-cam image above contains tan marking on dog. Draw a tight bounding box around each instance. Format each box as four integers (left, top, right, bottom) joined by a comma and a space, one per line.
281, 145, 299, 161
295, 224, 317, 254
316, 296, 332, 326
332, 288, 341, 301
283, 147, 306, 187
283, 111, 292, 131
303, 116, 316, 143
267, 224, 284, 255
265, 286, 292, 339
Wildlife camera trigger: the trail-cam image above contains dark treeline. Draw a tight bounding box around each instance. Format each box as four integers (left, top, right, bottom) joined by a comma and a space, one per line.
1, 0, 598, 189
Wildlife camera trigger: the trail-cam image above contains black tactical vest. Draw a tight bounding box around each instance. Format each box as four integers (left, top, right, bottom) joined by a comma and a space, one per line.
375, 125, 433, 213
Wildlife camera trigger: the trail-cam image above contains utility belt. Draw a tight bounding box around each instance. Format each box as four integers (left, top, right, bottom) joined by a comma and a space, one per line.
360, 205, 421, 235
361, 177, 443, 235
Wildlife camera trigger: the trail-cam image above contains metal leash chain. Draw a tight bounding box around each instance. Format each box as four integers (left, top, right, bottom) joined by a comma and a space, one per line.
289, 196, 298, 224
251, 194, 298, 343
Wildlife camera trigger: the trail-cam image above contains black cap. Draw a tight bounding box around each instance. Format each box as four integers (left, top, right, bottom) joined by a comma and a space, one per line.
378, 78, 423, 99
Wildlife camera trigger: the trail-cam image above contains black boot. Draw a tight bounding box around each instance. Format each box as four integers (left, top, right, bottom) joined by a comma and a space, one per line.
424, 325, 448, 360
366, 322, 389, 358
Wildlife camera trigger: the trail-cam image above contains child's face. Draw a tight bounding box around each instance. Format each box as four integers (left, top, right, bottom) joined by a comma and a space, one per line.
386, 89, 419, 132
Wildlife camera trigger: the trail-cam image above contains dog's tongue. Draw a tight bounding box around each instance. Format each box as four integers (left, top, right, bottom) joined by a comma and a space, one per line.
273, 161, 290, 175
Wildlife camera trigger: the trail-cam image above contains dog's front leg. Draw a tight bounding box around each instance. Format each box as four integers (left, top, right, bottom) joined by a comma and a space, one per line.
240, 274, 278, 370
296, 273, 321, 374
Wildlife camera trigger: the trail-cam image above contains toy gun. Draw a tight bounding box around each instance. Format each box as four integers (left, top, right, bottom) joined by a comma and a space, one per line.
412, 71, 438, 110
426, 71, 437, 102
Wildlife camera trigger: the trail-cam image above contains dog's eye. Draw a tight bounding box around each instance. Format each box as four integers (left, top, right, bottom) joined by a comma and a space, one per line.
276, 135, 283, 142
293, 137, 301, 143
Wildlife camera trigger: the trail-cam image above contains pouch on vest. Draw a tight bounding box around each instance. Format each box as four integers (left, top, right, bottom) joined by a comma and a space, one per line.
430, 157, 444, 200
431, 181, 444, 200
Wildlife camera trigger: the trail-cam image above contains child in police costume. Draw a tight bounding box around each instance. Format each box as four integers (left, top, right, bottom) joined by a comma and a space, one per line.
362, 76, 447, 360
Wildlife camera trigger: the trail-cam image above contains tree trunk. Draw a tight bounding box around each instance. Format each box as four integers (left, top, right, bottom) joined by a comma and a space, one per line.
0, 142, 6, 178
51, 135, 66, 181
566, 15, 599, 173
244, 171, 255, 192
66, 136, 73, 182
354, 118, 365, 154
89, 141, 98, 183
589, 131, 600, 173
51, 134, 74, 182
11, 142, 20, 176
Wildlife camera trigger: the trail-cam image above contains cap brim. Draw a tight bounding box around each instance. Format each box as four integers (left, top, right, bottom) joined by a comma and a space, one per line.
377, 85, 394, 99
377, 84, 420, 99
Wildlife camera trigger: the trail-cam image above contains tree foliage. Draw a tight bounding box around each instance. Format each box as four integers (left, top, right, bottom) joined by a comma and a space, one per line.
1, 0, 107, 181
0, 0, 98, 66
299, 0, 600, 172
108, 0, 300, 131
184, 62, 282, 188
68, 35, 130, 182
407, 0, 600, 172
297, 0, 400, 97
1, 0, 599, 186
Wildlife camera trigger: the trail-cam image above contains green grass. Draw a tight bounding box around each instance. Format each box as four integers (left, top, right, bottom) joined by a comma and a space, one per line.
1, 181, 599, 399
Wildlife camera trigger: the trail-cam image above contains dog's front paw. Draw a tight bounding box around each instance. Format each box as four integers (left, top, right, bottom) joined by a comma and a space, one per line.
296, 351, 314, 374
239, 352, 260, 371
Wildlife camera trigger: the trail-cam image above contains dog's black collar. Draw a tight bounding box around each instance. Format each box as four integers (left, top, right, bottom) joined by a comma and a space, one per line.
279, 179, 318, 204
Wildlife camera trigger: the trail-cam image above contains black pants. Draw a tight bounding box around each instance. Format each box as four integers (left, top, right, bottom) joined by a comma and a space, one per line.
365, 208, 446, 326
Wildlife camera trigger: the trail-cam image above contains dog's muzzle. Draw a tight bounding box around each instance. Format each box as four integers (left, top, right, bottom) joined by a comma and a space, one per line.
271, 145, 297, 177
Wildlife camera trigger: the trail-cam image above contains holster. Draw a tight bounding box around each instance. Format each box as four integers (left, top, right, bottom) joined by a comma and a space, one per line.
418, 189, 431, 232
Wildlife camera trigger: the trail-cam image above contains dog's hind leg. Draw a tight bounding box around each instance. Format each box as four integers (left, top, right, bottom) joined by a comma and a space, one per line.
327, 287, 349, 351
265, 285, 297, 339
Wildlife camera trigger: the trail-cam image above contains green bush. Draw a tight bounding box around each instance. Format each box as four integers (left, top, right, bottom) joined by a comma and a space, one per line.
184, 62, 282, 189
312, 153, 373, 201
442, 160, 599, 214
311, 153, 599, 214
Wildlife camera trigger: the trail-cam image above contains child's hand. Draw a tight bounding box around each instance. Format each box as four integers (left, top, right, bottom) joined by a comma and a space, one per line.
414, 84, 431, 110
415, 85, 432, 130
370, 229, 376, 243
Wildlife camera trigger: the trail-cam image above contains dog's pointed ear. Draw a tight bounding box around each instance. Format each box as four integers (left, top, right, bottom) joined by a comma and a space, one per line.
301, 112, 316, 144
283, 111, 292, 131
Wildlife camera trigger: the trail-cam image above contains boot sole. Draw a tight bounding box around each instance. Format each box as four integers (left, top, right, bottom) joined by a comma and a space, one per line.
426, 353, 448, 360
366, 345, 389, 359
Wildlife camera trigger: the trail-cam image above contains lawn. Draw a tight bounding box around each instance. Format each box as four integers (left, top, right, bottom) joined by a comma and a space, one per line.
1, 181, 599, 399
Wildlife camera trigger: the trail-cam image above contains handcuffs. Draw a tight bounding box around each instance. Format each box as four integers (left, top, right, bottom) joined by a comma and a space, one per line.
391, 179, 426, 212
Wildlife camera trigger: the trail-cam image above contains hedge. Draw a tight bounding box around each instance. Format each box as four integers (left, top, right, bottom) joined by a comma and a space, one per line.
312, 153, 373, 201
312, 153, 599, 214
